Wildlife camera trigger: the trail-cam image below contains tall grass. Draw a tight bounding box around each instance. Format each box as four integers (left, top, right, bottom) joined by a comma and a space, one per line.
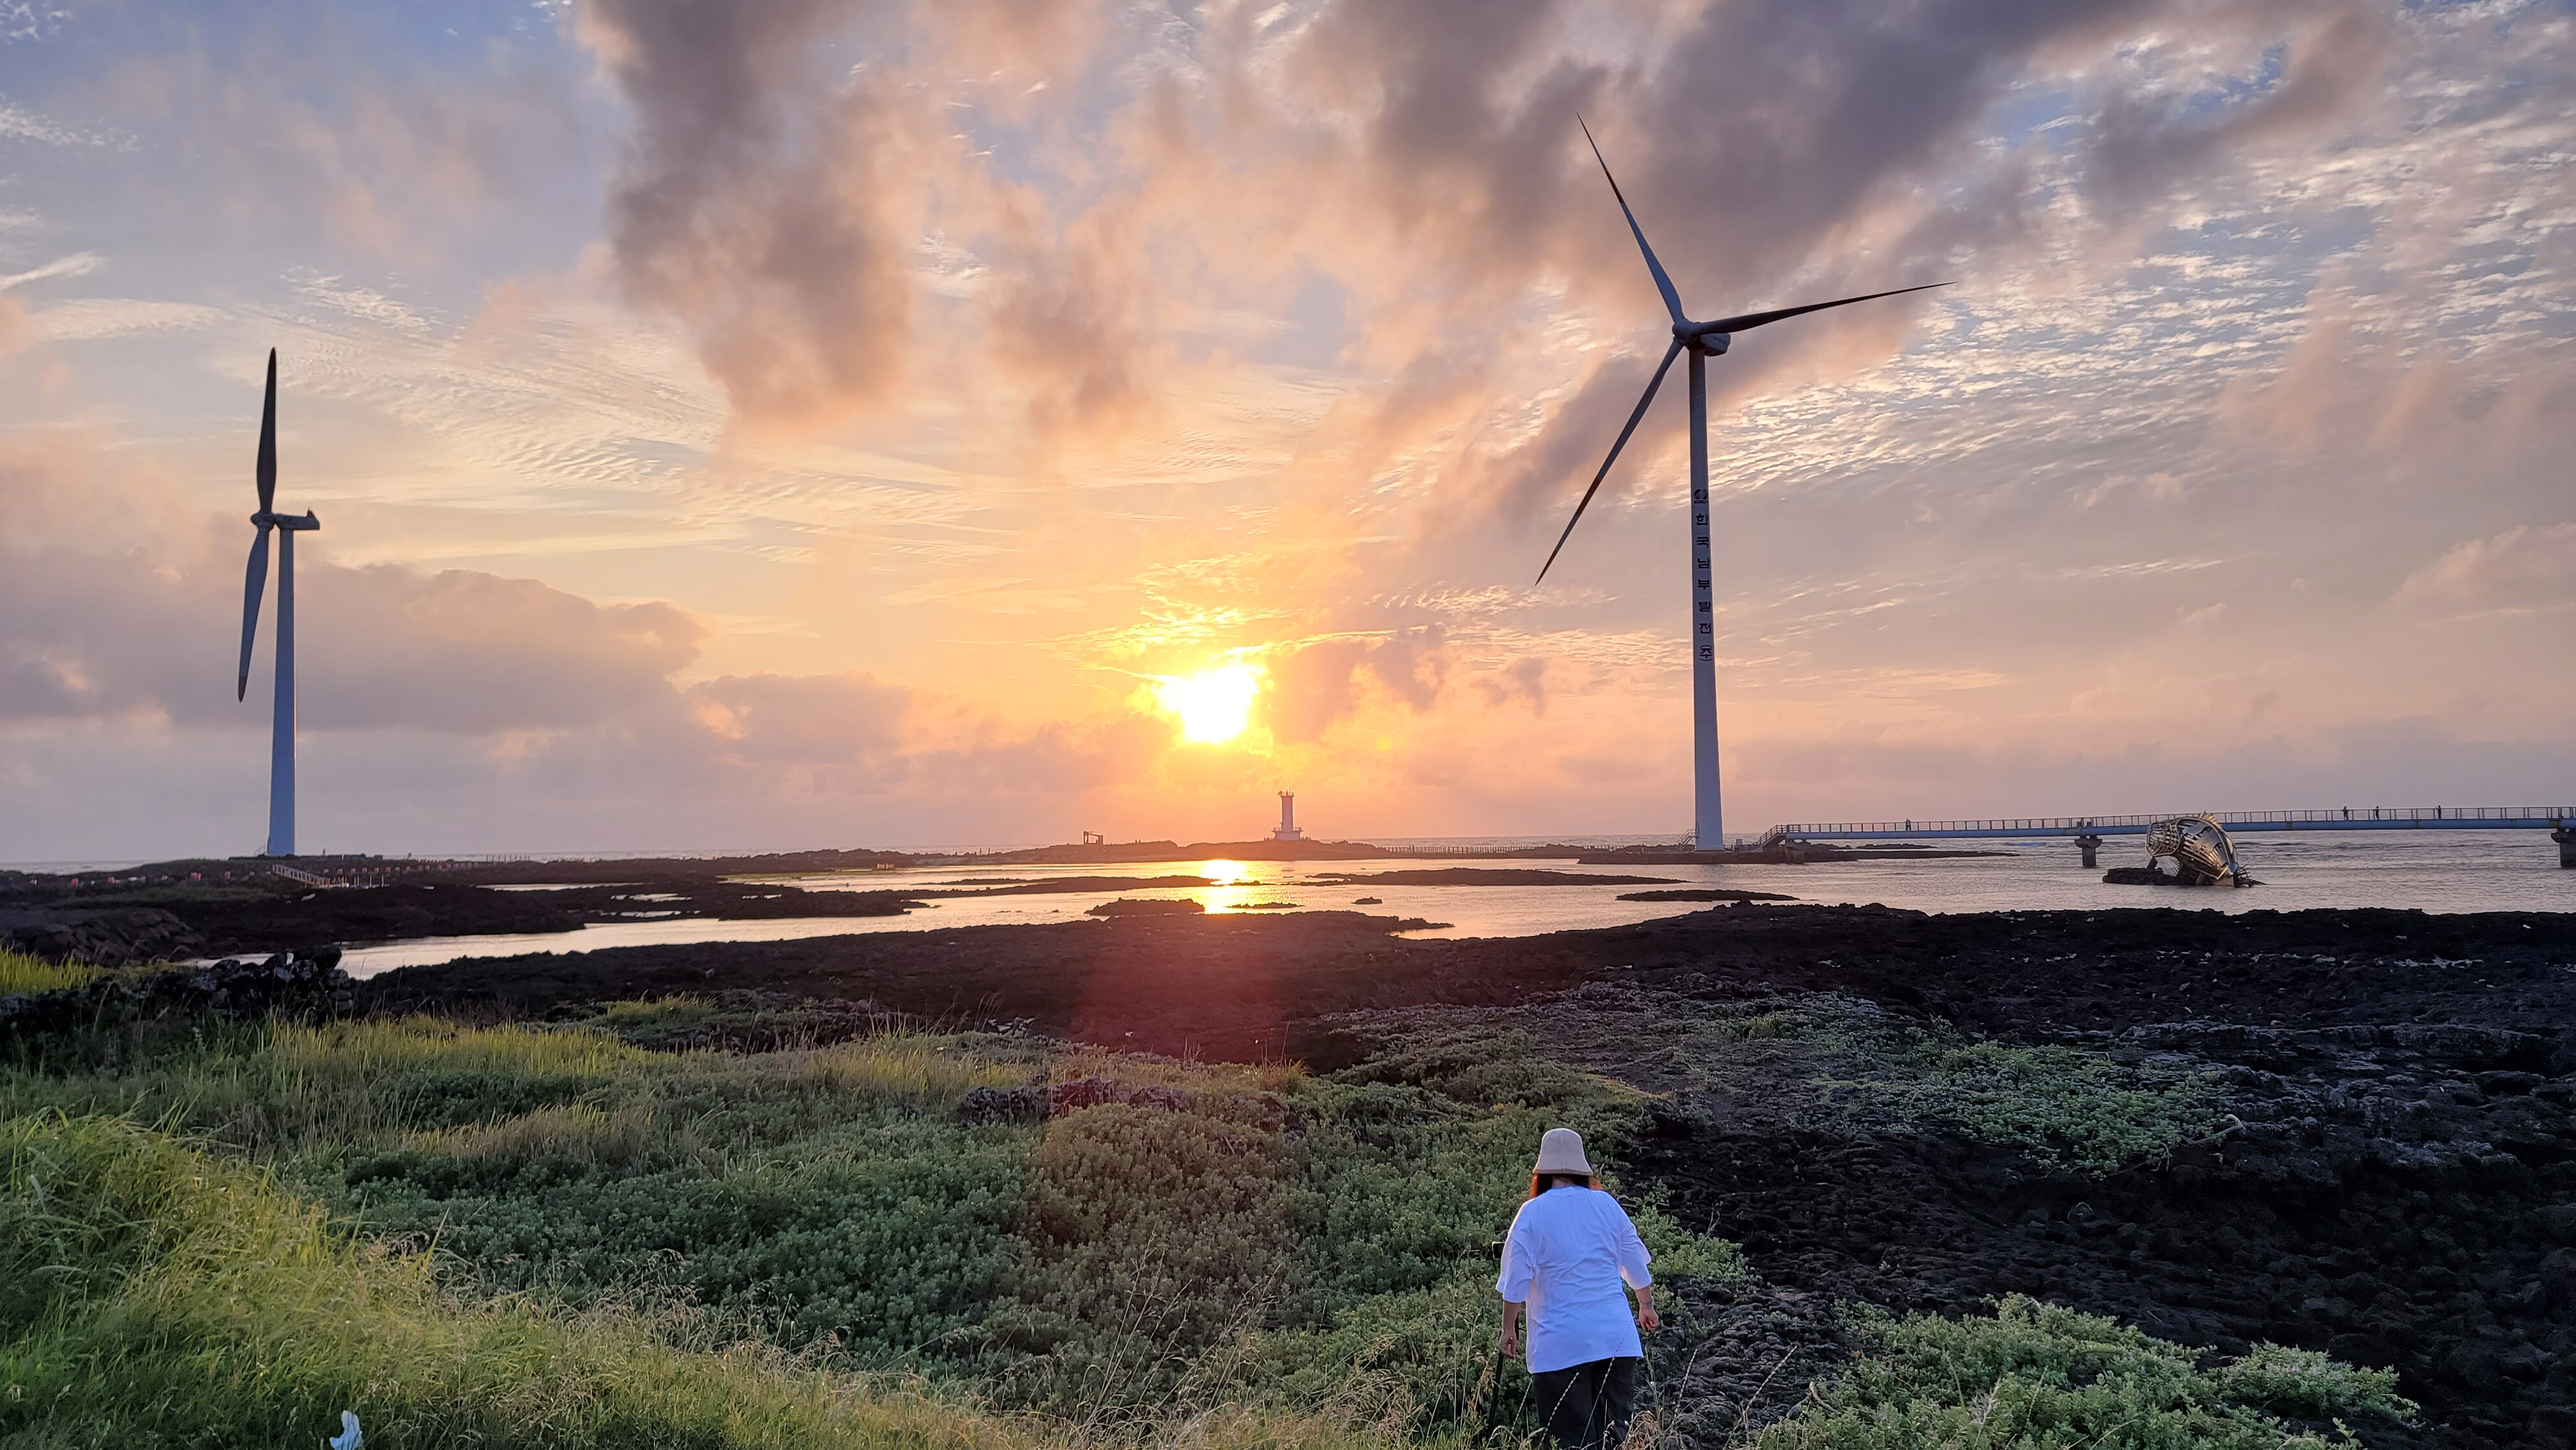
2, 1015, 647, 1154
1, 1015, 1028, 1160
1, 1012, 1736, 1432
1, 1020, 1054, 1365
0, 948, 99, 996
0, 1112, 1411, 1450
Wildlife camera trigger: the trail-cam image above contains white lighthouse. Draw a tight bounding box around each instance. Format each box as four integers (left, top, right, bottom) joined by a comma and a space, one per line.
1271, 792, 1305, 842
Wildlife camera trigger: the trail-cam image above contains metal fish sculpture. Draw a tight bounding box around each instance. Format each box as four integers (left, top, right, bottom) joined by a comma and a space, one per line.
2146, 814, 2255, 887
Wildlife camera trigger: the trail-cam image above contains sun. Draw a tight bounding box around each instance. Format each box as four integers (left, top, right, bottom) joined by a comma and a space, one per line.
1155, 663, 1263, 744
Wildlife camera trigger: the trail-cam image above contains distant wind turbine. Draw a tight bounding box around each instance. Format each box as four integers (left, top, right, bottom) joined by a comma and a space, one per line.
1538, 118, 1946, 852
236, 349, 319, 858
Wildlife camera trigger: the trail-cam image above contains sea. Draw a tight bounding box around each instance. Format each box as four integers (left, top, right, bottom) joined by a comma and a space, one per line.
313, 828, 2575, 979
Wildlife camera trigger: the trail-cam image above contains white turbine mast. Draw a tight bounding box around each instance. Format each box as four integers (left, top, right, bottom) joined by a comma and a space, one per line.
235, 349, 319, 858
1538, 117, 1945, 852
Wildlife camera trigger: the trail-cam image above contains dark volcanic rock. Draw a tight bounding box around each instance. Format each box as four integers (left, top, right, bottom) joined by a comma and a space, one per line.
94, 883, 584, 957
0, 907, 203, 966
32, 880, 921, 959
1654, 1277, 1852, 1444
1087, 898, 1206, 917
2, 950, 352, 1035
958, 1084, 1048, 1124
359, 904, 2576, 1066
1629, 1089, 2565, 1449
1048, 1076, 1193, 1113
2103, 865, 2249, 887
362, 910, 1464, 1060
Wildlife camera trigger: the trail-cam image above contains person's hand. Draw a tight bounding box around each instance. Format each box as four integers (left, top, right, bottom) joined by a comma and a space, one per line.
1636, 1297, 1660, 1334
1499, 1324, 1521, 1359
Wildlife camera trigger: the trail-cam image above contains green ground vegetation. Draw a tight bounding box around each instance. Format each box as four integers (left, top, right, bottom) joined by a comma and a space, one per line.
0, 1110, 1395, 1450
1, 1004, 1734, 1444
1371, 988, 2231, 1174
0, 948, 101, 996
1754, 1295, 2414, 1449
1, 992, 2394, 1449
1835, 1035, 2229, 1173
1640, 993, 2231, 1172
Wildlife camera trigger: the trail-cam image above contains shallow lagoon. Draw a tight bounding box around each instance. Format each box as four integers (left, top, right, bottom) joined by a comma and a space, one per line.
330, 828, 2572, 976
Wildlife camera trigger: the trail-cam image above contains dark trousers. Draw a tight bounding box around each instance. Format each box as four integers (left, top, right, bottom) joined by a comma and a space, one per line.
1529, 1355, 1639, 1450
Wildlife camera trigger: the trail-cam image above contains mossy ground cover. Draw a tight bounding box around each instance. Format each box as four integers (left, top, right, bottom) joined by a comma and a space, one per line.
1753, 1295, 2413, 1449
1662, 994, 2232, 1173
1358, 987, 2231, 1175
1804, 1017, 2230, 1174
2, 994, 2406, 1448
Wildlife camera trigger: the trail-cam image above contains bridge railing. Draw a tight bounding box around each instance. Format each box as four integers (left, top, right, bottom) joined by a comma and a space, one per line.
1766, 806, 2575, 837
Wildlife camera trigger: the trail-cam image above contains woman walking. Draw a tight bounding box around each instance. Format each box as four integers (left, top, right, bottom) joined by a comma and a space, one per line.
1497, 1128, 1658, 1450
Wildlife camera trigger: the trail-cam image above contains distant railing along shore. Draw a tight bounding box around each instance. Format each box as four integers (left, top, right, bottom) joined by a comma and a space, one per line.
1764, 806, 2575, 840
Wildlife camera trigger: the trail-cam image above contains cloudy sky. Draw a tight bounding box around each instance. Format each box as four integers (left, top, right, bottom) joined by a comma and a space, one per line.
1, 0, 2570, 860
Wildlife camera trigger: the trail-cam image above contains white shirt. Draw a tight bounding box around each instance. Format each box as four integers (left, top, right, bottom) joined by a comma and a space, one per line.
1495, 1185, 1653, 1373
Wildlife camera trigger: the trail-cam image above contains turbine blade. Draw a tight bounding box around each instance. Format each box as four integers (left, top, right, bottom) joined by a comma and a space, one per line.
236, 524, 270, 701
1578, 115, 1685, 326
1535, 339, 1685, 586
256, 348, 277, 514
1698, 282, 1949, 336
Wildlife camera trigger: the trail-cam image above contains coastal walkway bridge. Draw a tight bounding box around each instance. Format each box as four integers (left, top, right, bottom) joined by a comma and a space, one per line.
1757, 805, 2576, 868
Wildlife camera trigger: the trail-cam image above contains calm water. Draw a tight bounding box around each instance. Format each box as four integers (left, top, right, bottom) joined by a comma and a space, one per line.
328, 829, 2572, 977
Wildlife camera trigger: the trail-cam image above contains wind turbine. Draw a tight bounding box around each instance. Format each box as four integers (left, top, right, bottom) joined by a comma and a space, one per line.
1538, 118, 1944, 852
235, 349, 319, 858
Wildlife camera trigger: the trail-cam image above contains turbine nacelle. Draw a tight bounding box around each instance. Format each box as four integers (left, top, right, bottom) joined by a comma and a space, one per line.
1680, 326, 1730, 357
251, 510, 321, 531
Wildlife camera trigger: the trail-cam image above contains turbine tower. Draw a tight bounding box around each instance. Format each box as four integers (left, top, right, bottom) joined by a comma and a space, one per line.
1539, 119, 1943, 852
235, 350, 319, 858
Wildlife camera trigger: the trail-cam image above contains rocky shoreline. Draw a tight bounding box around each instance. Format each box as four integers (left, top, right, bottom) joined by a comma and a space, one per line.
0, 878, 922, 961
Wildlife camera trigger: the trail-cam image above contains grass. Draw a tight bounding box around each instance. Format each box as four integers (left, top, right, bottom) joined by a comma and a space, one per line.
1752, 1294, 2414, 1449
1, 1010, 1741, 1436
0, 949, 100, 997
6, 1017, 1051, 1368
2, 997, 2403, 1449
1234, 1031, 1741, 1439
0, 1111, 1410, 1450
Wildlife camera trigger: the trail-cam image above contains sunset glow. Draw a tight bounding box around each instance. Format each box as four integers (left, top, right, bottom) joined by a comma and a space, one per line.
0, 3, 2566, 860
1, 14, 2553, 1446
1155, 666, 1264, 746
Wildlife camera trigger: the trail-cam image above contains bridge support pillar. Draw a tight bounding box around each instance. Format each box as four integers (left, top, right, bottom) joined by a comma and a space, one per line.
2555, 827, 2575, 869
2076, 834, 2104, 869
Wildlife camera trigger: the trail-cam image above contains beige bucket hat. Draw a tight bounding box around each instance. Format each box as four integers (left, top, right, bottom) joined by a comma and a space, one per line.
1532, 1127, 1593, 1176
